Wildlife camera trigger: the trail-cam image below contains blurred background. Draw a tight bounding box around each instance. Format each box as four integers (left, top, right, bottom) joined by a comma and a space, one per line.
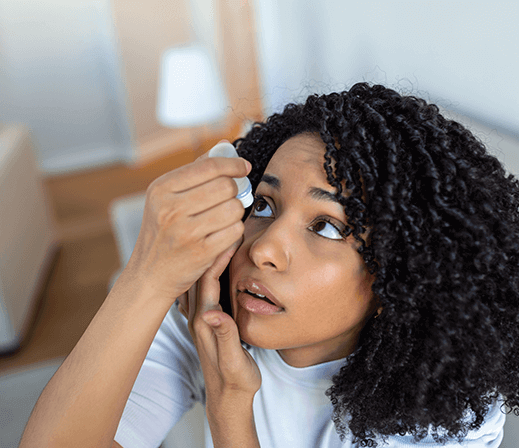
0, 1, 518, 447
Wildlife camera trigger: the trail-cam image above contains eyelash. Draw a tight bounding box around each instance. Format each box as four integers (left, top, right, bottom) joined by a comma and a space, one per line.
249, 194, 350, 241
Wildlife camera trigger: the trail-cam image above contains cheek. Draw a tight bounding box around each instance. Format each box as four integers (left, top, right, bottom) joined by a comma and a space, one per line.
243, 218, 260, 239
304, 262, 348, 299
229, 244, 248, 284
301, 259, 373, 312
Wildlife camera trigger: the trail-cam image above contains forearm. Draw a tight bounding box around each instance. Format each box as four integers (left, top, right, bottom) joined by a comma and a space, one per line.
207, 395, 261, 448
19, 269, 175, 448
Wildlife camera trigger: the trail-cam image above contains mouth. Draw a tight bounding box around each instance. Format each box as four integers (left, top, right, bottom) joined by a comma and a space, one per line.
242, 289, 277, 305
236, 279, 285, 310
237, 290, 285, 315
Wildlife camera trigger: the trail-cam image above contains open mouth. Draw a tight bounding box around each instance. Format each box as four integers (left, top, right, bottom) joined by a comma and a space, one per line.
244, 289, 276, 305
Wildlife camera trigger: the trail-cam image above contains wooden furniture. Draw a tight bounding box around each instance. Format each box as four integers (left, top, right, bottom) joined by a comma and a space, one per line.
0, 124, 61, 354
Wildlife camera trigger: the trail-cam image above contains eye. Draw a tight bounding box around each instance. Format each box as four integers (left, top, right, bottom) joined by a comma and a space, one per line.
310, 219, 347, 240
250, 195, 273, 218
250, 195, 349, 241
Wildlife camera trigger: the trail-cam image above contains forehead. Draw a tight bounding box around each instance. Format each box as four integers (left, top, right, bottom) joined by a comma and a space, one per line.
266, 133, 328, 177
265, 132, 366, 207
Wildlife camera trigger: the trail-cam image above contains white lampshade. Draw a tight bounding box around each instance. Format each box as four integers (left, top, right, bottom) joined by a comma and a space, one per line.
156, 44, 230, 128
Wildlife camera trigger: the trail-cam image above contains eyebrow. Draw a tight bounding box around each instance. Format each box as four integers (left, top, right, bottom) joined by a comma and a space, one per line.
259, 174, 341, 204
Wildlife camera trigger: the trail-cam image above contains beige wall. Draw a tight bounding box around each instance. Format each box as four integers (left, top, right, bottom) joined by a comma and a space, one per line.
110, 0, 263, 165
216, 0, 263, 123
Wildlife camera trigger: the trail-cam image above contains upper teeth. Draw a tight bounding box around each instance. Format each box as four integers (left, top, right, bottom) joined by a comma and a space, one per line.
247, 289, 265, 298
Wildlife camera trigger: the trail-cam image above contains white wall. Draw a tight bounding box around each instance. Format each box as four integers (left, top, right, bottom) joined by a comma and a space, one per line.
1, 1, 517, 175
252, 0, 519, 139
0, 0, 134, 175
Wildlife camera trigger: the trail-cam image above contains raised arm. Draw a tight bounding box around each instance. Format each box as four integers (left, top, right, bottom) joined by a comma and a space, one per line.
19, 147, 251, 448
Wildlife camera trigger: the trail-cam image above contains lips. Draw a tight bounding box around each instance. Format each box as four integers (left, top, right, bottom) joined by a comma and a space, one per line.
236, 279, 284, 310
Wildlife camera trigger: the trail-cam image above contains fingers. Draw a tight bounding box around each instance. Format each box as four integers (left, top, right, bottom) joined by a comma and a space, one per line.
177, 192, 244, 237
206, 236, 243, 279
201, 312, 243, 364
187, 236, 241, 337
199, 311, 262, 395
197, 236, 243, 313
179, 176, 239, 217
149, 147, 251, 195
129, 138, 250, 304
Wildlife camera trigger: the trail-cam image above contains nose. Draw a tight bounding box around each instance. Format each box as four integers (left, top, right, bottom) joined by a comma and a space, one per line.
248, 220, 290, 272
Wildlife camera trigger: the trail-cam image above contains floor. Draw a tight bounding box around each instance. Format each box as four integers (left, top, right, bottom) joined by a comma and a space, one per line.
0, 122, 244, 374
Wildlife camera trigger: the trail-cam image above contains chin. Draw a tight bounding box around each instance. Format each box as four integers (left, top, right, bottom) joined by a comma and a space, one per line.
234, 310, 283, 350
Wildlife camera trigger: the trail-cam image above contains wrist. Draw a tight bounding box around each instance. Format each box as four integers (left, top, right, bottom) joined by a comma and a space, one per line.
207, 395, 260, 448
114, 264, 182, 307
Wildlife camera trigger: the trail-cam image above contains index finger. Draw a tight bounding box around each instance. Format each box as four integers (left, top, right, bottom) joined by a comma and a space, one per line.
198, 236, 242, 311
154, 153, 251, 194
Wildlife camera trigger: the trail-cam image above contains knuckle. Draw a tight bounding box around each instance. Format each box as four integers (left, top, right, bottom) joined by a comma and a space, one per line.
157, 206, 178, 227
220, 177, 238, 198
155, 198, 187, 229
146, 179, 158, 196
146, 183, 172, 217
234, 219, 245, 234
156, 207, 172, 226
200, 237, 217, 257
217, 326, 235, 343
229, 198, 244, 219
146, 185, 158, 206
203, 158, 219, 176
146, 177, 165, 198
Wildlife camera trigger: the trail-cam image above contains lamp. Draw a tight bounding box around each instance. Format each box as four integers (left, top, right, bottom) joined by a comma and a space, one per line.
156, 44, 230, 134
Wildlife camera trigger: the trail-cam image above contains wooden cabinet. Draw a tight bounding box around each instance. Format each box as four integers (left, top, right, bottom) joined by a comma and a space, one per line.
0, 125, 60, 353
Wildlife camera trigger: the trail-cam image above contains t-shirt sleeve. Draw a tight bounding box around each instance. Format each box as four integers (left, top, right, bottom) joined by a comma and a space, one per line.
114, 302, 205, 448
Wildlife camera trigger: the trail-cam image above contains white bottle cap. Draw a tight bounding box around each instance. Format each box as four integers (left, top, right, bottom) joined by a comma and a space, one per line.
208, 142, 254, 208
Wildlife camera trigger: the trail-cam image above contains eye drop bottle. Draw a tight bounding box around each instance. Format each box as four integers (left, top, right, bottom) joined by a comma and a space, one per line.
208, 142, 254, 208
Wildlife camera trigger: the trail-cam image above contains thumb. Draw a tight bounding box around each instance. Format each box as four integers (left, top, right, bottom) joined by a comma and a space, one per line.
202, 311, 233, 338
202, 311, 244, 365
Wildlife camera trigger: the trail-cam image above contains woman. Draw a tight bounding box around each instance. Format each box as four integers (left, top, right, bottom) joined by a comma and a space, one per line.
21, 83, 519, 447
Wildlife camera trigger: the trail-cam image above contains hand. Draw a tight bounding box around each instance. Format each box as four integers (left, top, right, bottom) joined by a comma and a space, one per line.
123, 140, 251, 302
182, 238, 262, 402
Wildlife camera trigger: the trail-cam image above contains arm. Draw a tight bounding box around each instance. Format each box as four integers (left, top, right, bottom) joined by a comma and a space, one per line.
20, 146, 251, 448
207, 394, 260, 448
19, 268, 174, 448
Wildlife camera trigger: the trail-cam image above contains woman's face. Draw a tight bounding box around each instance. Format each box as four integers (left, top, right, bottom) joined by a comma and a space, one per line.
229, 133, 379, 368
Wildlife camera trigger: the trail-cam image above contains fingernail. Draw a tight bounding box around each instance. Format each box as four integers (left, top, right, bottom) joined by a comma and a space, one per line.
244, 159, 252, 171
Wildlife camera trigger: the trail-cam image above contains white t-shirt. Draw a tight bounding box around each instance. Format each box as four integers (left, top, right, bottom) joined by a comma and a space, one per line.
114, 303, 505, 447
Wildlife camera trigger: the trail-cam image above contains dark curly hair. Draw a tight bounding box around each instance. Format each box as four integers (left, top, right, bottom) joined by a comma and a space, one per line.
226, 83, 519, 445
